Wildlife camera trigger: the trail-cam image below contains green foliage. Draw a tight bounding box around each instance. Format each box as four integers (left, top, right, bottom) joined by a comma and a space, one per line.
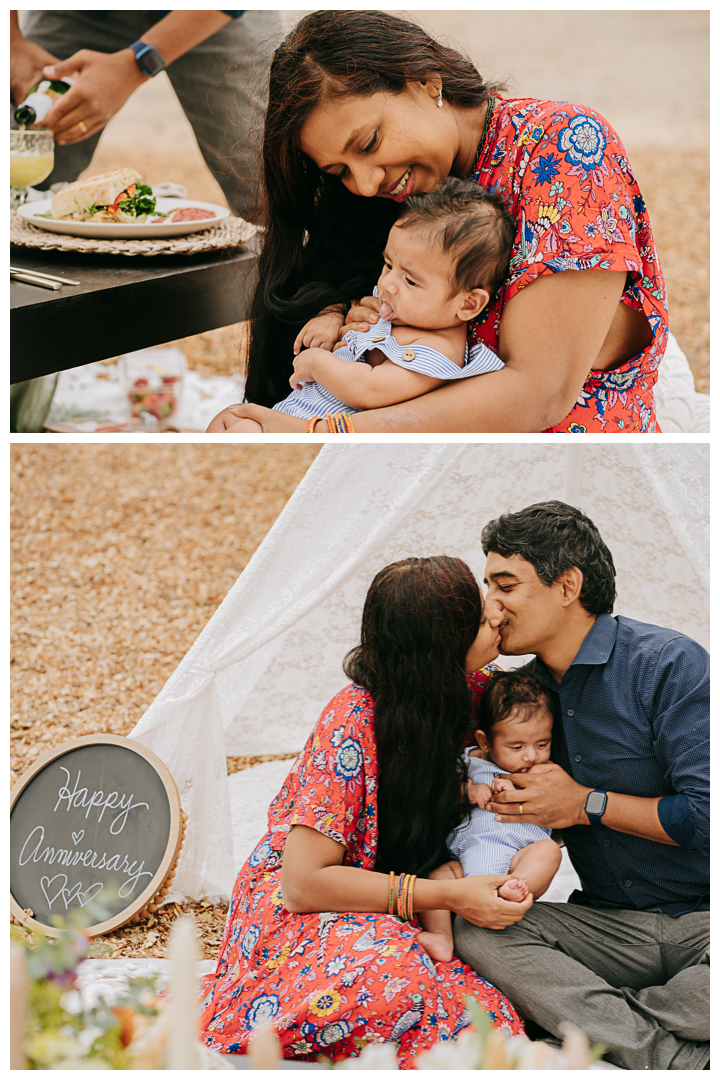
122, 977, 161, 1018
12, 906, 156, 1070
464, 994, 494, 1046
117, 182, 158, 217
588, 1041, 607, 1064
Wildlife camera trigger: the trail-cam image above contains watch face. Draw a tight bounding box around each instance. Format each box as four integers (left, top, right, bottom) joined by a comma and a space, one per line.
585, 791, 606, 816
139, 46, 164, 76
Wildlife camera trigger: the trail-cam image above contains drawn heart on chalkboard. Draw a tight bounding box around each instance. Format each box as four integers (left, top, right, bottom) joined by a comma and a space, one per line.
59, 880, 103, 909
78, 883, 103, 907
62, 881, 82, 907
71, 831, 85, 845
41, 874, 68, 909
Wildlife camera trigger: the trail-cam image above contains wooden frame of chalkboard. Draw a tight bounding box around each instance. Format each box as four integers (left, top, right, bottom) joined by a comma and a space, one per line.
10, 734, 186, 938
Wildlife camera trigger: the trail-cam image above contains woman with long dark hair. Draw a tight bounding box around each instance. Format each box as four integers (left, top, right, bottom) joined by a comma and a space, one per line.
226, 10, 666, 433
198, 557, 528, 1065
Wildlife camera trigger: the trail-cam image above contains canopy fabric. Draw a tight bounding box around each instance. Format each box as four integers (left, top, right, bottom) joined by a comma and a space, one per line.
130, 443, 709, 901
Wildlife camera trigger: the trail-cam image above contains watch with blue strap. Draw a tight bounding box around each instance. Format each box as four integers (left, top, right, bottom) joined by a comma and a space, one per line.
129, 40, 166, 77
584, 788, 608, 825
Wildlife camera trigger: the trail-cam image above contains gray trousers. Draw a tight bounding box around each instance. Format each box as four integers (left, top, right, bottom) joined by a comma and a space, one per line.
454, 901, 709, 1070
19, 9, 282, 218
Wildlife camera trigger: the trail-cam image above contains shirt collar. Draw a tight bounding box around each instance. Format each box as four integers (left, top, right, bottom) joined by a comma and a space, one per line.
569, 612, 618, 668
532, 612, 618, 683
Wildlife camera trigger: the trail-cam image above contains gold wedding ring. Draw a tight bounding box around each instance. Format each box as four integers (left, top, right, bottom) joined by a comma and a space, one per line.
78, 120, 88, 134
518, 804, 523, 815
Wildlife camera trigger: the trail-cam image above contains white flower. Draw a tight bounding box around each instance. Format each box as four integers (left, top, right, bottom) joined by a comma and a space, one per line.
336, 1042, 400, 1069
560, 1021, 591, 1069
416, 1027, 483, 1069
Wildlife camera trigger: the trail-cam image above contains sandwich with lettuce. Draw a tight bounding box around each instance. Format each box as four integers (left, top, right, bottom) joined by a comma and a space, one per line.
44, 168, 163, 223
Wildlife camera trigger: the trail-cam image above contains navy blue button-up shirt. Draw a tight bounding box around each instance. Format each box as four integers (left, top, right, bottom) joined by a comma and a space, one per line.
528, 613, 709, 917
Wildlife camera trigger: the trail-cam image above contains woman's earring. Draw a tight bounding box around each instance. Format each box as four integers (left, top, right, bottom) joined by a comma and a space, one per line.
437, 90, 444, 108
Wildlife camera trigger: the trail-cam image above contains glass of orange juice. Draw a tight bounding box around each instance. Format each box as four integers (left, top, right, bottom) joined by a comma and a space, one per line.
10, 129, 54, 210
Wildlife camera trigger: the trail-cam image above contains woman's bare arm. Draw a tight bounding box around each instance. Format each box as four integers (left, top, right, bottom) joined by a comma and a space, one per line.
234, 270, 630, 433
281, 824, 532, 929
347, 270, 628, 432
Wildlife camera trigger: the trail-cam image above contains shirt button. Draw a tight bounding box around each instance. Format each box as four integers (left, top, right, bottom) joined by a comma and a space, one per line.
567, 709, 574, 717
574, 754, 582, 762
625, 881, 633, 888
371, 336, 385, 342
402, 349, 416, 362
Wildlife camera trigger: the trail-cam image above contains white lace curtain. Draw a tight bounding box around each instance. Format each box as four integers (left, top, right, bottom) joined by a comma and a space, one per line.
130, 443, 709, 901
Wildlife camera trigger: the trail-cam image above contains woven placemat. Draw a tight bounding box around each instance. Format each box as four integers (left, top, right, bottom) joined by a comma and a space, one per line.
10, 211, 258, 257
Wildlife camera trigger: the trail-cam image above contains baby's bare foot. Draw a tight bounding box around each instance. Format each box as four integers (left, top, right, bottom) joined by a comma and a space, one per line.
498, 878, 529, 903
417, 930, 454, 963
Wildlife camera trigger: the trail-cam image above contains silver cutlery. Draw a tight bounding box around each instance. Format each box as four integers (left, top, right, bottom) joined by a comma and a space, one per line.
10, 269, 62, 290
10, 266, 81, 286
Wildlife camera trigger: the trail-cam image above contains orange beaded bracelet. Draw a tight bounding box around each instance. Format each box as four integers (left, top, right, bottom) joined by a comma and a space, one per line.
388, 871, 395, 916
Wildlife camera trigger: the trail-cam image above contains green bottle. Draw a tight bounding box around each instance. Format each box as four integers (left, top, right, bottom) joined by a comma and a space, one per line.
14, 78, 75, 127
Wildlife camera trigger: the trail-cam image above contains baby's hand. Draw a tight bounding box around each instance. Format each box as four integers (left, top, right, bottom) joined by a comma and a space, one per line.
293, 312, 344, 355
491, 776, 516, 794
468, 782, 492, 808
289, 349, 321, 390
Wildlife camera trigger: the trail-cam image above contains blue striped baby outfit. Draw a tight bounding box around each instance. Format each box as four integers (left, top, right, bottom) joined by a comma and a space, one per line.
448, 752, 551, 877
272, 314, 504, 420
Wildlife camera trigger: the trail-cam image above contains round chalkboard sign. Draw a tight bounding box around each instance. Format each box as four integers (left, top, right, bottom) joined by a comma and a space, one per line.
10, 735, 184, 937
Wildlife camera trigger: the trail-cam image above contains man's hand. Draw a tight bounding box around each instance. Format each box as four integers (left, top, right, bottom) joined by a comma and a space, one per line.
10, 34, 60, 107
488, 762, 590, 830
41, 50, 147, 143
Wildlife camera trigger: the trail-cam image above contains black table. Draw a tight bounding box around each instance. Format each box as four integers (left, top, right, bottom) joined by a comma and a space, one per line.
10, 244, 258, 384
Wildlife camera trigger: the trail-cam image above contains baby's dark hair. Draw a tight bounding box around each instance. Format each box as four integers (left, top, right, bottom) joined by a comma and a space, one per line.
477, 669, 556, 742
394, 177, 515, 298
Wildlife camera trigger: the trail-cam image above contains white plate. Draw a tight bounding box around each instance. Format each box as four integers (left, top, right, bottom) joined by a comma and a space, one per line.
17, 197, 231, 239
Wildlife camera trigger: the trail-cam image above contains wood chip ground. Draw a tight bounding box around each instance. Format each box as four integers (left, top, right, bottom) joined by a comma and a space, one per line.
11, 445, 320, 957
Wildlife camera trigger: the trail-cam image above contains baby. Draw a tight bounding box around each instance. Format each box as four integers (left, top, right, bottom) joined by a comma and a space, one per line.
418, 669, 562, 963
206, 178, 514, 432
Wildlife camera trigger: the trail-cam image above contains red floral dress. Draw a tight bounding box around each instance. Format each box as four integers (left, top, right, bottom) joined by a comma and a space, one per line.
198, 670, 523, 1067
470, 97, 668, 432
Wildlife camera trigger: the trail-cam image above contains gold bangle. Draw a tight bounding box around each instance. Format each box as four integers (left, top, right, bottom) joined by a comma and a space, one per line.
397, 874, 405, 921
400, 873, 410, 921
407, 875, 416, 922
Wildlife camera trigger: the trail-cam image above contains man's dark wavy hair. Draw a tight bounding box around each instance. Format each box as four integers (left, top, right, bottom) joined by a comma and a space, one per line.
343, 556, 480, 877
481, 501, 616, 615
477, 669, 557, 741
